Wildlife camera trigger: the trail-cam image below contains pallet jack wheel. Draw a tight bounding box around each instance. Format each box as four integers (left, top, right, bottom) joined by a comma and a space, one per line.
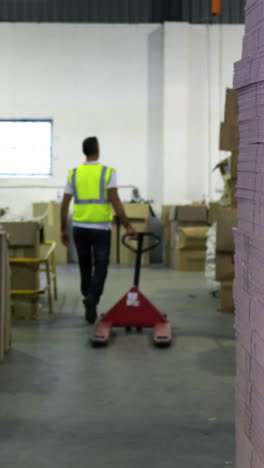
136, 327, 143, 333
126, 327, 132, 332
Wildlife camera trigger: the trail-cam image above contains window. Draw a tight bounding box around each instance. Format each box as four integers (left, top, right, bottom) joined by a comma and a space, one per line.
0, 120, 52, 177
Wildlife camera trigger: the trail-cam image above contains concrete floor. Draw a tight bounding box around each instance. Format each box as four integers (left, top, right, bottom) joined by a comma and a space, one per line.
0, 266, 235, 468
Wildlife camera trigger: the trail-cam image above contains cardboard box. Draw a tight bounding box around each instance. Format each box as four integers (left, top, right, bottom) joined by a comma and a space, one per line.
231, 151, 239, 179
0, 232, 11, 360
161, 205, 172, 251
177, 226, 209, 251
12, 297, 39, 320
0, 222, 42, 320
122, 203, 150, 220
110, 203, 150, 266
224, 88, 239, 124
172, 205, 208, 224
216, 253, 235, 281
33, 202, 67, 265
170, 249, 206, 271
170, 221, 178, 248
208, 202, 220, 225
230, 179, 237, 209
221, 281, 234, 313
161, 206, 173, 265
0, 221, 41, 257
219, 122, 240, 151
161, 206, 173, 225
0, 222, 41, 291
216, 208, 237, 252
120, 221, 150, 266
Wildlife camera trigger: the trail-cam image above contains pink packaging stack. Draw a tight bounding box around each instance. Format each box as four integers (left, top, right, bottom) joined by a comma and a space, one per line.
234, 0, 264, 466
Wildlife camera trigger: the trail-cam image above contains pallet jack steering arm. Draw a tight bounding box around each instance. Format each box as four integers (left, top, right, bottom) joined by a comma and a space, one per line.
122, 233, 161, 287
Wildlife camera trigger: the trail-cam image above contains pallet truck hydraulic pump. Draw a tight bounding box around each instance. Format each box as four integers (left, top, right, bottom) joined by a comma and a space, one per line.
91, 232, 172, 347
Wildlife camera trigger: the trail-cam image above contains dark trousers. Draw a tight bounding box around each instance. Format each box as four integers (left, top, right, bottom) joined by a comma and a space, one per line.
73, 227, 111, 302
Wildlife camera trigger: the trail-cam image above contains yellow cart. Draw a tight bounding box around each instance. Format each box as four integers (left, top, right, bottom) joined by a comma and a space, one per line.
10, 241, 58, 316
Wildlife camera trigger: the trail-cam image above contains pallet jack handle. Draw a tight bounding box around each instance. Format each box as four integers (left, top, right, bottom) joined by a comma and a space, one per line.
122, 233, 160, 288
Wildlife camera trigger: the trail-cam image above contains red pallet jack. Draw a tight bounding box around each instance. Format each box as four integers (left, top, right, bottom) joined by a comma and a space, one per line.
91, 232, 172, 347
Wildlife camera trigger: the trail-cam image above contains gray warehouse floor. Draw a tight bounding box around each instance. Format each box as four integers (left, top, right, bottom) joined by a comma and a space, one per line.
0, 266, 235, 468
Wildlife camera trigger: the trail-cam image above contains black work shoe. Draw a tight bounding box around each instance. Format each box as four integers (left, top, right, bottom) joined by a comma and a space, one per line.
83, 294, 97, 324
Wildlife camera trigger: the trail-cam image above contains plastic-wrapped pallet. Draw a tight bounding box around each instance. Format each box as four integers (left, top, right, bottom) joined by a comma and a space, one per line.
205, 224, 219, 296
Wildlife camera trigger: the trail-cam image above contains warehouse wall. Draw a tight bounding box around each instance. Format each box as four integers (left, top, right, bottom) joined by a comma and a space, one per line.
0, 22, 244, 217
147, 25, 164, 212
163, 22, 244, 205
0, 23, 156, 218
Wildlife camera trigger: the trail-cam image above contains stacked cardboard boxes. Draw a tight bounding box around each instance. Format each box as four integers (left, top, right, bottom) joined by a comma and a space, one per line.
169, 205, 209, 271
0, 222, 42, 319
216, 208, 237, 312
111, 203, 150, 266
33, 202, 67, 265
233, 1, 264, 465
0, 231, 11, 361
161, 205, 173, 266
219, 88, 239, 208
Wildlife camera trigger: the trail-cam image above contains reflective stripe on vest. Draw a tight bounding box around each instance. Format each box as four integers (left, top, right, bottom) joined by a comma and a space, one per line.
72, 165, 111, 205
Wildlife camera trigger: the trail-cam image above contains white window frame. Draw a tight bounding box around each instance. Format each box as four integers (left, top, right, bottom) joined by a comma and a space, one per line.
0, 119, 53, 178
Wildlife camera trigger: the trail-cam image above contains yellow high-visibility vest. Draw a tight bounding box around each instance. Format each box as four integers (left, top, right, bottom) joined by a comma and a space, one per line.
68, 164, 115, 224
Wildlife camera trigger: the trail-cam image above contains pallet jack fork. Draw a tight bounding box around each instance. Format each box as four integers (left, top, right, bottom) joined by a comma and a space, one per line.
91, 232, 172, 347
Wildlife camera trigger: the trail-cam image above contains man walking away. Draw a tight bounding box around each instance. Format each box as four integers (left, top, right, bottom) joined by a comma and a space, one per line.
61, 137, 136, 324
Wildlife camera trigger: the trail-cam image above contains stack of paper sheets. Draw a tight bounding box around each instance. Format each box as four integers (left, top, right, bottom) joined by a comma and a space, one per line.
233, 0, 264, 466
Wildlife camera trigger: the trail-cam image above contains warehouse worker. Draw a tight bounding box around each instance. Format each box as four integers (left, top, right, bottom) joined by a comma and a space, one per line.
61, 136, 137, 324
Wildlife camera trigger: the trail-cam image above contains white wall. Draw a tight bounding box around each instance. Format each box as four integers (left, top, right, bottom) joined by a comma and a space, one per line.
0, 23, 156, 217
163, 23, 244, 205
0, 22, 244, 216
147, 25, 164, 212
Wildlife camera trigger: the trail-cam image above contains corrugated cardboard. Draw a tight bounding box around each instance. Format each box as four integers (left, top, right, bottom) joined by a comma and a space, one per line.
224, 88, 239, 124
208, 202, 220, 225
162, 206, 173, 266
0, 222, 42, 319
170, 249, 206, 271
231, 151, 239, 179
120, 222, 150, 266
230, 179, 238, 208
11, 264, 39, 291
0, 221, 41, 254
110, 204, 150, 266
0, 232, 11, 360
216, 208, 237, 252
170, 222, 178, 248
216, 253, 235, 281
12, 297, 39, 320
221, 281, 234, 313
1, 222, 41, 291
122, 203, 150, 220
161, 206, 173, 225
33, 202, 67, 265
219, 122, 240, 151
174, 205, 208, 224
177, 226, 209, 251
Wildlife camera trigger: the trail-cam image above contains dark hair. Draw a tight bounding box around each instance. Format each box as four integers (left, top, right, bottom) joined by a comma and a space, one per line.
82, 137, 99, 157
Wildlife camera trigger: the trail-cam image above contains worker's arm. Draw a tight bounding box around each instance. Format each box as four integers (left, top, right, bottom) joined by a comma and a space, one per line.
108, 188, 137, 236
60, 193, 72, 246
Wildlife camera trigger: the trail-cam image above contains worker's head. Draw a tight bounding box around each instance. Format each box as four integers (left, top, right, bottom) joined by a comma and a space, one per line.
82, 137, 99, 160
